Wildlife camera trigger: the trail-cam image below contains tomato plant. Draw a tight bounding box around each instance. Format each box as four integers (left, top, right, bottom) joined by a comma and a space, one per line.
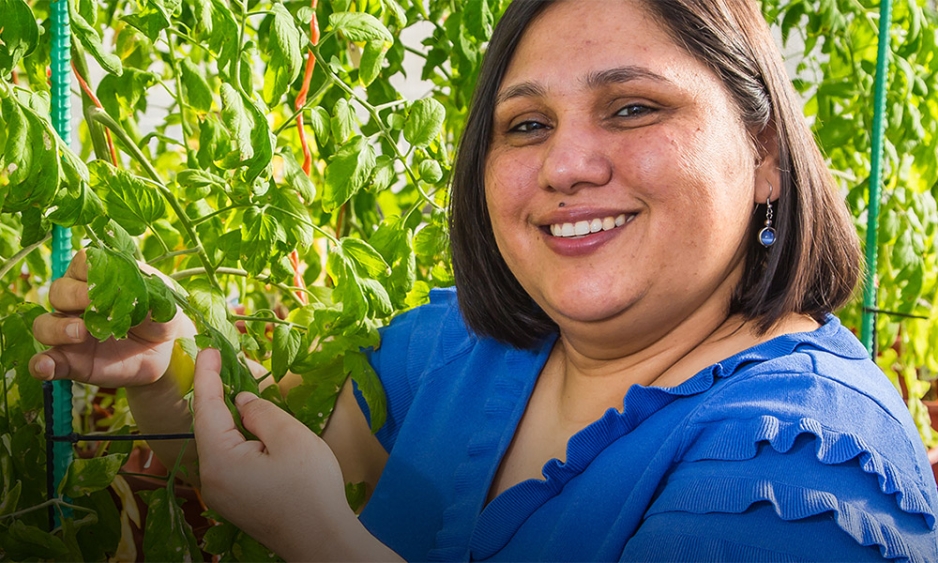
0, 0, 936, 560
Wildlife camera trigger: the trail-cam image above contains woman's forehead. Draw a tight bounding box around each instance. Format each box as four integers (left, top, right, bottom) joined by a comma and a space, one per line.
498, 1, 709, 98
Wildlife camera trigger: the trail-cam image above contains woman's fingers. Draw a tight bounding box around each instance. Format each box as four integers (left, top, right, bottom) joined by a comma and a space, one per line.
48, 277, 92, 312
32, 313, 88, 347
233, 392, 307, 455
193, 349, 246, 452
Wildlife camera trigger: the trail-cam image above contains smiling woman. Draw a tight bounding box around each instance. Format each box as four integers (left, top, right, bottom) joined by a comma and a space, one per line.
28, 0, 938, 561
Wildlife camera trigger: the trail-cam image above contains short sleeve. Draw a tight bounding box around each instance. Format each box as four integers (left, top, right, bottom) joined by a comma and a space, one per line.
622, 430, 938, 562
355, 287, 467, 452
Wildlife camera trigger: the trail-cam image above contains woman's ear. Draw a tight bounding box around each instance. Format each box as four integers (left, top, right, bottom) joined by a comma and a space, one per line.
753, 119, 781, 203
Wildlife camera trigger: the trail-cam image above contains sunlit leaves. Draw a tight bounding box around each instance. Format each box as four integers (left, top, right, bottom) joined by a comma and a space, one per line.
85, 247, 152, 340
0, 96, 60, 213
89, 160, 166, 236
220, 84, 274, 183
329, 12, 393, 43
404, 97, 445, 148
263, 3, 303, 105
323, 135, 376, 212
0, 0, 39, 74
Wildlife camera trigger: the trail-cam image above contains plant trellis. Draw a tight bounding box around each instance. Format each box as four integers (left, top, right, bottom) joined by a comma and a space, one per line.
860, 0, 894, 356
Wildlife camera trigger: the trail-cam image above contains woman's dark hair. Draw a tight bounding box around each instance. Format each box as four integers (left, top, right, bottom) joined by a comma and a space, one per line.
448, 0, 862, 349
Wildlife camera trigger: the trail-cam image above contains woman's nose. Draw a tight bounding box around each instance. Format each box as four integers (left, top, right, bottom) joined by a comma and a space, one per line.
537, 124, 613, 194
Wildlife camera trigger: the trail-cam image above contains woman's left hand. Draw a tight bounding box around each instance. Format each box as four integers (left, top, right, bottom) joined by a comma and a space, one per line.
192, 348, 397, 561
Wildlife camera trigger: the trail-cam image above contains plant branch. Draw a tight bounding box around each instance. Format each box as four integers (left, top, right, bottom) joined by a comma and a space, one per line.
86, 108, 221, 288
0, 233, 52, 280
310, 46, 442, 211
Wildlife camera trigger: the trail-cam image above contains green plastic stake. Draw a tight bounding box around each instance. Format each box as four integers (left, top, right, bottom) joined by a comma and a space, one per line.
860, 0, 894, 357
48, 0, 75, 523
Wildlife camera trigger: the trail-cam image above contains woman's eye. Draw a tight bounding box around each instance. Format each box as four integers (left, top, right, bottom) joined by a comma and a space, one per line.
509, 120, 548, 133
615, 104, 654, 118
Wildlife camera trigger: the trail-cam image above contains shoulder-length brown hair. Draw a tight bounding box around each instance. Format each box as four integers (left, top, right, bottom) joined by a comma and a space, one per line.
448, 0, 861, 349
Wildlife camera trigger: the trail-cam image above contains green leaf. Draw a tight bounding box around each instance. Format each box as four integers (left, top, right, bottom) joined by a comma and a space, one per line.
462, 0, 494, 41
85, 247, 151, 340
87, 216, 137, 256
73, 489, 122, 561
308, 106, 331, 144
60, 454, 125, 498
359, 40, 387, 87
280, 150, 316, 203
241, 211, 287, 275
145, 274, 177, 323
263, 2, 303, 104
272, 324, 302, 381
331, 97, 355, 143
326, 247, 367, 322
340, 238, 390, 278
1, 98, 61, 213
323, 136, 377, 212
346, 351, 386, 432
90, 160, 166, 236
0, 0, 39, 74
329, 11, 393, 43
220, 84, 274, 183
404, 97, 445, 148
49, 180, 105, 228
286, 354, 347, 434
139, 487, 202, 562
20, 207, 49, 247
180, 58, 214, 113
70, 1, 123, 75
187, 279, 241, 349
0, 520, 71, 560
418, 159, 443, 184
97, 69, 159, 121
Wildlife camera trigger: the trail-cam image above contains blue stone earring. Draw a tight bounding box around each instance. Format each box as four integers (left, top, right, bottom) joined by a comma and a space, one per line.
759, 184, 777, 248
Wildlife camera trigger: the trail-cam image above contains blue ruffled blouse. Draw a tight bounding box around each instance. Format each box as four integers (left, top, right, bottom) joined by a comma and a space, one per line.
356, 288, 938, 562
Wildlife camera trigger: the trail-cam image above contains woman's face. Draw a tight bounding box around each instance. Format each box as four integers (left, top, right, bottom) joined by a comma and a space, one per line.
485, 0, 774, 341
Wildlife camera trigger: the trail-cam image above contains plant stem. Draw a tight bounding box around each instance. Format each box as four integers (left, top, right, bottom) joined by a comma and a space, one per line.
87, 108, 221, 289
148, 247, 202, 265
230, 314, 304, 328
0, 498, 95, 522
0, 233, 52, 280
311, 46, 442, 211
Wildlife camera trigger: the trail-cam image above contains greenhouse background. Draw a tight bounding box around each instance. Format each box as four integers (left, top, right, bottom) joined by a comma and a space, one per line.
0, 0, 936, 560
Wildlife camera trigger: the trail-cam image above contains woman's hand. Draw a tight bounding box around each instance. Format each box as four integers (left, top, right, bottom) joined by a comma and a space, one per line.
192, 348, 399, 561
28, 249, 195, 388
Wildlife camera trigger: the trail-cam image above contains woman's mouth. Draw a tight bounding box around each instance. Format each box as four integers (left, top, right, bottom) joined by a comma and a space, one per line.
547, 213, 636, 238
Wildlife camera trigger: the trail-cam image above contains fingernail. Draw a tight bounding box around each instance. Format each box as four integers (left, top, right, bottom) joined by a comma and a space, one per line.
66, 322, 82, 341
34, 356, 54, 379
235, 392, 257, 407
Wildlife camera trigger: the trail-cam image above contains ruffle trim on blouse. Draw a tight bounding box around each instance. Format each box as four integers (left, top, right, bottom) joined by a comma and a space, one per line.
646, 475, 926, 562
463, 365, 730, 561
680, 415, 936, 529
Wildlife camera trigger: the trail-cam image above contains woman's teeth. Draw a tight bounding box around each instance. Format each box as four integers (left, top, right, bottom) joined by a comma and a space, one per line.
549, 214, 630, 238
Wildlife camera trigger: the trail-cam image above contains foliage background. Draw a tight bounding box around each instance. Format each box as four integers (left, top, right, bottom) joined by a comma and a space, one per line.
0, 0, 936, 560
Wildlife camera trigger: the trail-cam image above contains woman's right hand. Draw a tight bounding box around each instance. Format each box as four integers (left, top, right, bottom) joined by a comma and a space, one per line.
28, 249, 196, 388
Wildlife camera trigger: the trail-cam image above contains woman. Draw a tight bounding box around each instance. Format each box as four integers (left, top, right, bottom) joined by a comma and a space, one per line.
30, 0, 938, 560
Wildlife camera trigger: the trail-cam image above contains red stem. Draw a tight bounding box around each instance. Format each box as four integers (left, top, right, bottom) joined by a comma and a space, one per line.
71, 60, 118, 165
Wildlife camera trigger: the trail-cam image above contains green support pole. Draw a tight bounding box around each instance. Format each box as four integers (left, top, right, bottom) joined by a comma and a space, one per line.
860, 0, 893, 356
48, 0, 75, 524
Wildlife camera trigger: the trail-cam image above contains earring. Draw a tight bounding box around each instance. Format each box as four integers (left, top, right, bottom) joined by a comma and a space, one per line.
759, 183, 777, 248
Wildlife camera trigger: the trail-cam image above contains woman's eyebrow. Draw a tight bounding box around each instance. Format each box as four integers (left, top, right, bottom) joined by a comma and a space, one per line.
495, 66, 672, 107
585, 66, 671, 89
495, 82, 546, 106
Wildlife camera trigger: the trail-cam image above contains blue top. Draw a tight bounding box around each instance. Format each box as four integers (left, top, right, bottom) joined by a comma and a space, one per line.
356, 288, 938, 562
